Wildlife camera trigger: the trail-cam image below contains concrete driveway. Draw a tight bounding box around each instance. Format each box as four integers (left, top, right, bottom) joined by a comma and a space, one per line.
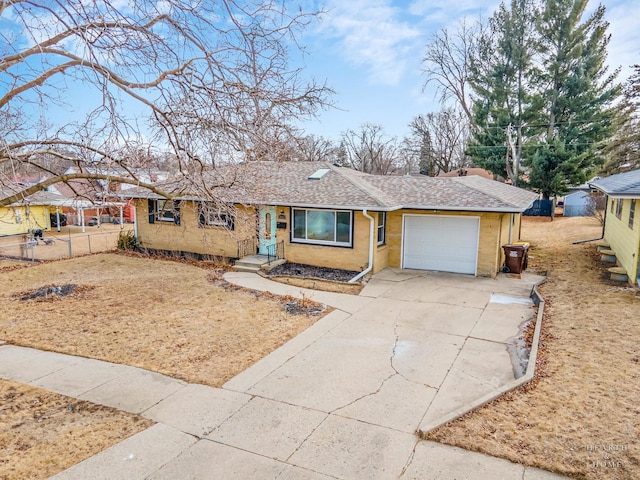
2, 267, 565, 479
221, 268, 544, 473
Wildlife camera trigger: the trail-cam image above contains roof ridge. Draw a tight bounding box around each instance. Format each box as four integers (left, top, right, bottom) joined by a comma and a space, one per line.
450, 176, 520, 208
327, 165, 398, 208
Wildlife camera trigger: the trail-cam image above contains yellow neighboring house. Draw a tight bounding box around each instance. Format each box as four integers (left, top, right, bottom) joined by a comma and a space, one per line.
590, 170, 640, 285
127, 162, 538, 279
0, 186, 63, 237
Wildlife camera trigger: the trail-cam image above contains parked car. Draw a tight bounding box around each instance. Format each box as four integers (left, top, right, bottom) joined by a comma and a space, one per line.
50, 213, 67, 227
88, 216, 99, 226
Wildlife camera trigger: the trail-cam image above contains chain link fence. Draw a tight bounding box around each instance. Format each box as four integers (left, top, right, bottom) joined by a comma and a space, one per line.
0, 225, 126, 263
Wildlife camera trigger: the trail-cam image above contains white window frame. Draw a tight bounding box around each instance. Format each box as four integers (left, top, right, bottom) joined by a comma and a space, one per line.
377, 211, 386, 245
200, 202, 234, 229
156, 199, 176, 222
292, 208, 353, 247
206, 209, 229, 227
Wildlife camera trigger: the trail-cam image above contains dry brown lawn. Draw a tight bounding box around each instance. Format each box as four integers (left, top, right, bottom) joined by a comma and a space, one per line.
0, 252, 325, 479
425, 216, 640, 480
1, 252, 322, 387
0, 380, 153, 480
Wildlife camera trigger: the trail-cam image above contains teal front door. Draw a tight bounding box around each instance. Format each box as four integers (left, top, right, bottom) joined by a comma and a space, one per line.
258, 206, 277, 255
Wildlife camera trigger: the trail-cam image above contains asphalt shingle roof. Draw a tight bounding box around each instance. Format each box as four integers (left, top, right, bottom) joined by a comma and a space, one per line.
128, 161, 538, 213
0, 183, 67, 206
589, 169, 640, 197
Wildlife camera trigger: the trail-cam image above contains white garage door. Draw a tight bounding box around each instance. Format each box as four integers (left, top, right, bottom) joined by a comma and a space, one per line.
402, 215, 479, 274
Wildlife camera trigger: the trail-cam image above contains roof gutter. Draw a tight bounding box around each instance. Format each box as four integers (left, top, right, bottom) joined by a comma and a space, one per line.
348, 209, 375, 283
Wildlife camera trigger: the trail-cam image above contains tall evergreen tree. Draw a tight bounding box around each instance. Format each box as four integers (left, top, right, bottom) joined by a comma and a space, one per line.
602, 65, 640, 174
467, 0, 538, 184
419, 131, 435, 176
526, 0, 620, 197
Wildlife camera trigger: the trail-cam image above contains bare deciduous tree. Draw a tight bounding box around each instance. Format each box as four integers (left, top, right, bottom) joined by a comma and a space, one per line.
421, 19, 483, 123
294, 135, 338, 162
0, 0, 333, 206
408, 108, 470, 176
339, 124, 399, 175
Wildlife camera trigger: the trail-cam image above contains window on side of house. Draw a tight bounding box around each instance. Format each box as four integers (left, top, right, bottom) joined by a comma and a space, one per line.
629, 200, 636, 229
291, 208, 352, 246
377, 212, 386, 245
148, 199, 180, 225
615, 199, 623, 220
610, 197, 615, 214
198, 202, 234, 229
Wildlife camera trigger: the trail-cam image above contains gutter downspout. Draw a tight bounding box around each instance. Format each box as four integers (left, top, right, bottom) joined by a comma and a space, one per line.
133, 201, 138, 240
349, 209, 375, 283
509, 213, 514, 244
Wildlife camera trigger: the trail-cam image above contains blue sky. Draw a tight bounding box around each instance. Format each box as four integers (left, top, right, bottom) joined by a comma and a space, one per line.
297, 0, 640, 142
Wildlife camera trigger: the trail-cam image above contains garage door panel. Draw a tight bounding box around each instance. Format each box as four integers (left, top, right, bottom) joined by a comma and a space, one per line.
403, 216, 479, 275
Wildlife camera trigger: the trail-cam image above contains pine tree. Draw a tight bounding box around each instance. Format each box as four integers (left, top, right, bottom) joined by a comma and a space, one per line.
526, 0, 620, 197
419, 131, 435, 176
602, 65, 640, 174
467, 0, 538, 184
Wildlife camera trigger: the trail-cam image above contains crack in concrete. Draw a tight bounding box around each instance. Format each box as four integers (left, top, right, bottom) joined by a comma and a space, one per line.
390, 323, 431, 387
283, 412, 331, 463
398, 439, 420, 477
329, 311, 403, 414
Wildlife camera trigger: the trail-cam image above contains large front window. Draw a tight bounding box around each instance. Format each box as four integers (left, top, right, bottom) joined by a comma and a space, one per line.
292, 208, 352, 246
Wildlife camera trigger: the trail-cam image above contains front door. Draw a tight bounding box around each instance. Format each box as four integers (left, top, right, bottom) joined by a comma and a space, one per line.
258, 206, 277, 255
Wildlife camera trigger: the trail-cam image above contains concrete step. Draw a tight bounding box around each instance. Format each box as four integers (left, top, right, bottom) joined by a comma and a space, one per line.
233, 264, 261, 273
233, 255, 286, 273
596, 242, 611, 252
261, 258, 286, 271
607, 266, 628, 282
600, 249, 616, 262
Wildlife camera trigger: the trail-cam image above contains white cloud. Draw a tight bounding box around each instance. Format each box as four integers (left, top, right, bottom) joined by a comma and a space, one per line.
408, 0, 496, 26
605, 2, 640, 81
316, 0, 423, 85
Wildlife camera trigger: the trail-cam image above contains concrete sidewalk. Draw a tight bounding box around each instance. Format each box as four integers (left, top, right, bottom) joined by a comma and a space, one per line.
1, 269, 567, 479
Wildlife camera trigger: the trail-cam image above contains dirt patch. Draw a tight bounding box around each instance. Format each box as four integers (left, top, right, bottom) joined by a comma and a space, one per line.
264, 262, 364, 294
0, 380, 152, 480
16, 283, 88, 301
423, 216, 640, 479
266, 262, 359, 282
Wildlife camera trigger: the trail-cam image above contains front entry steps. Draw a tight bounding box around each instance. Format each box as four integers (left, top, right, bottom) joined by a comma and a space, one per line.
233, 255, 285, 273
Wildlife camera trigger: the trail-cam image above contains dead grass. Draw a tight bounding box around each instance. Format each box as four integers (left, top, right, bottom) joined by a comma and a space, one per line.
0, 380, 153, 480
0, 252, 327, 478
0, 253, 323, 387
424, 216, 640, 479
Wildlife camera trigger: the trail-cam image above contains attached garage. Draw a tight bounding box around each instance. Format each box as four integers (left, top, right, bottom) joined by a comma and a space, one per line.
402, 215, 480, 275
